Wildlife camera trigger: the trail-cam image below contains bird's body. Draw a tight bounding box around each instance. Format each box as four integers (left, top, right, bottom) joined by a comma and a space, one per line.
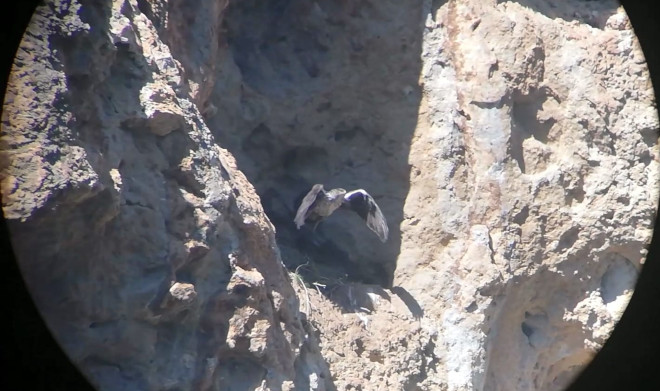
294, 184, 389, 242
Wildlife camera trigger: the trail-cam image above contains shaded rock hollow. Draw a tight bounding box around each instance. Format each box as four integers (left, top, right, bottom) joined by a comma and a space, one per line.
210, 0, 424, 288
1, 0, 658, 391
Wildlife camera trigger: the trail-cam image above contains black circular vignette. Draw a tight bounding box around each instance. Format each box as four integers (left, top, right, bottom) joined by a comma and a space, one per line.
1, 2, 94, 390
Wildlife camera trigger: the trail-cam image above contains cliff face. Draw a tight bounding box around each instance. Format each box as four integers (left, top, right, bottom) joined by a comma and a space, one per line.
401, 1, 658, 390
2, 0, 330, 389
1, 0, 658, 391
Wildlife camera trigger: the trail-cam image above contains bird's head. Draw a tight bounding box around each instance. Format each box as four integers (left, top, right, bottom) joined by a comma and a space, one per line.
327, 188, 347, 199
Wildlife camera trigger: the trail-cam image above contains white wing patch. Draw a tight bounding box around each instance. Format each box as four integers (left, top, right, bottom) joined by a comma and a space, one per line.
294, 184, 324, 229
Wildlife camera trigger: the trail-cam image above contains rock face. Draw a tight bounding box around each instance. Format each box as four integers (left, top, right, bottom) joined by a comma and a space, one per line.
2, 0, 330, 390
403, 2, 658, 390
1, 0, 658, 391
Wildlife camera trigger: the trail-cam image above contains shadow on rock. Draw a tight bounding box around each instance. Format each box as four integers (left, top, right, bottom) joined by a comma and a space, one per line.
391, 286, 424, 319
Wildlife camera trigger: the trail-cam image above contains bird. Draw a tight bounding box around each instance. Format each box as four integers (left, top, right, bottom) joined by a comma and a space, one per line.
293, 184, 389, 242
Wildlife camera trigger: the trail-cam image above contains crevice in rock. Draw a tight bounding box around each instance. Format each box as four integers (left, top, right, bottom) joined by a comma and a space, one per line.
599, 253, 638, 305
483, 268, 602, 391
510, 87, 559, 174
209, 0, 424, 291
556, 225, 580, 252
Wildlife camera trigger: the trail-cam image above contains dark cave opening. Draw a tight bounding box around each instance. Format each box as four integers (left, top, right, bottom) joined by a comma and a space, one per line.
207, 0, 425, 289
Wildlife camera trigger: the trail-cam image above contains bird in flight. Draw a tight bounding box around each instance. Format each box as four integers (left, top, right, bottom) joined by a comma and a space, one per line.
294, 184, 389, 242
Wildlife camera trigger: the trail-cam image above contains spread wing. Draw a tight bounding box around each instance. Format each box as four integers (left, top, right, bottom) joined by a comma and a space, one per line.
343, 189, 389, 242
294, 184, 324, 229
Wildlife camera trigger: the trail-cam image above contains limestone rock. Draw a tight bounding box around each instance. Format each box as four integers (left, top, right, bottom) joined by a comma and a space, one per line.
2, 0, 658, 391
404, 1, 659, 390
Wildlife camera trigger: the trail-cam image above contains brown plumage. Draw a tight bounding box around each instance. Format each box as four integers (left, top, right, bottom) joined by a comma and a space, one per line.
294, 184, 388, 242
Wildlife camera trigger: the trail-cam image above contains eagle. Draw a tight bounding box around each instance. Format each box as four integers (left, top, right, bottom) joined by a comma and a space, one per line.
294, 184, 389, 242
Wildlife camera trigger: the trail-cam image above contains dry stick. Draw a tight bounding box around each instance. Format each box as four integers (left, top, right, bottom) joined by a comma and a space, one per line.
294, 263, 312, 315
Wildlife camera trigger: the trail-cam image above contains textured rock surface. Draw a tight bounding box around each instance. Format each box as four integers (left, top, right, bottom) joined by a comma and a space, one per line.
2, 0, 658, 391
2, 0, 330, 390
402, 1, 659, 390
